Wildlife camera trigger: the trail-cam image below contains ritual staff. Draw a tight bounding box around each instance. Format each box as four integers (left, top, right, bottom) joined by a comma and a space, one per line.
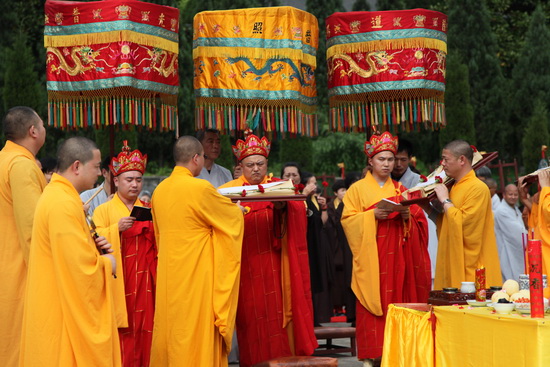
0, 106, 46, 367
341, 132, 430, 366
494, 184, 526, 282
94, 142, 157, 367
433, 140, 501, 289
20, 137, 120, 366
150, 136, 243, 367
219, 134, 317, 367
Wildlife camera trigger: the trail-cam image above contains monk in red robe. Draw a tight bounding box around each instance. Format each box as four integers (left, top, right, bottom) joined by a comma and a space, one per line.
341, 132, 431, 366
94, 141, 157, 367
219, 134, 317, 366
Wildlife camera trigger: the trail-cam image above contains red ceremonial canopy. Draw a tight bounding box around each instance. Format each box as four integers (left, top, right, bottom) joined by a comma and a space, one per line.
326, 9, 447, 133
44, 0, 179, 131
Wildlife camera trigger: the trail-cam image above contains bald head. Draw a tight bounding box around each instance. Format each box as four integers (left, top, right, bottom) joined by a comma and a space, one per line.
3, 106, 41, 141
503, 184, 519, 207
173, 136, 203, 165
443, 140, 474, 163
57, 137, 98, 172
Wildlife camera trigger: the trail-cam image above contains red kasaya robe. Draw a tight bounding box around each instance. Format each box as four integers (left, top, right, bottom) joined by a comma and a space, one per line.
219, 176, 318, 367
94, 195, 157, 367
342, 173, 430, 359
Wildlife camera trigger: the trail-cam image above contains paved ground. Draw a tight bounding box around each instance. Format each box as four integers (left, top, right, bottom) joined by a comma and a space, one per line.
230, 322, 379, 366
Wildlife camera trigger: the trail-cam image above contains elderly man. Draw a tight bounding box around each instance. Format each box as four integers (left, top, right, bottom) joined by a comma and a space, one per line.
151, 136, 243, 367
0, 106, 46, 367
80, 155, 114, 214
494, 184, 526, 282
94, 142, 157, 367
196, 129, 233, 187
20, 137, 120, 366
219, 134, 317, 367
433, 140, 501, 289
342, 132, 430, 366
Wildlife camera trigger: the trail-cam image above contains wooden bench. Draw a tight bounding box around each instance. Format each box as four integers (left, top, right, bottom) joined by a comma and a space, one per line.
313, 326, 356, 356
253, 356, 338, 366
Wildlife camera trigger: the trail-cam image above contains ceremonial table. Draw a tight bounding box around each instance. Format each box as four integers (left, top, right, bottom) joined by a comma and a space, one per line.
382, 304, 550, 367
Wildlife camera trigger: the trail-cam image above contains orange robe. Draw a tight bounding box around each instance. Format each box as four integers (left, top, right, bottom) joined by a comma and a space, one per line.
341, 172, 430, 359
434, 170, 501, 289
20, 173, 120, 367
532, 189, 550, 297
0, 140, 46, 367
94, 193, 157, 367
219, 176, 318, 367
150, 166, 244, 367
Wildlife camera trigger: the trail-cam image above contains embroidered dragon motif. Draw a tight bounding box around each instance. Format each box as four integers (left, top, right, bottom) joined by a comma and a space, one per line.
225, 57, 314, 87
329, 51, 394, 79
144, 48, 178, 78
47, 46, 108, 76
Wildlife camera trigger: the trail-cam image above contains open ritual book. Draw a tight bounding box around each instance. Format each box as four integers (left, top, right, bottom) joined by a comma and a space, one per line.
376, 198, 404, 211
130, 205, 152, 222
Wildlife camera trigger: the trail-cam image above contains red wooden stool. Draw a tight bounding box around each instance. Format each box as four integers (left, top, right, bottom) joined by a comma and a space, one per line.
253, 356, 338, 366
313, 326, 356, 356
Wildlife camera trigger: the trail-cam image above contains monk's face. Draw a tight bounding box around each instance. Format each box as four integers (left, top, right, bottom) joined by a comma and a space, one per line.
79, 149, 102, 191
240, 155, 268, 185
114, 171, 143, 202
368, 151, 395, 181
503, 185, 519, 207
441, 149, 464, 179
392, 151, 410, 178
201, 131, 221, 161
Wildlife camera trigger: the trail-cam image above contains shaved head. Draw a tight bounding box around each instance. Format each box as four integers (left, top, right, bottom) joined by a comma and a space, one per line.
3, 106, 41, 141
57, 137, 98, 172
443, 140, 474, 163
485, 178, 497, 189
173, 136, 203, 164
503, 183, 519, 206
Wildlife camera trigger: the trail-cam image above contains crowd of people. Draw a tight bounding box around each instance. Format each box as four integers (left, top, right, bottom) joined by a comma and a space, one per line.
0, 106, 544, 367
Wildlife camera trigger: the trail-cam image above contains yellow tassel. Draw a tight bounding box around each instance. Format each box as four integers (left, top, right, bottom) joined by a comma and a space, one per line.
326, 37, 446, 59
45, 30, 179, 54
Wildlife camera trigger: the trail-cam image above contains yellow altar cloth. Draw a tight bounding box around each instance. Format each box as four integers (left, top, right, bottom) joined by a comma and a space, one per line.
434, 306, 550, 367
381, 304, 434, 367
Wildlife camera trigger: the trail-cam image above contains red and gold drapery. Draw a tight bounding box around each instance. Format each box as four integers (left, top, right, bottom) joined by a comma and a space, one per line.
44, 0, 179, 131
326, 9, 447, 133
193, 7, 319, 137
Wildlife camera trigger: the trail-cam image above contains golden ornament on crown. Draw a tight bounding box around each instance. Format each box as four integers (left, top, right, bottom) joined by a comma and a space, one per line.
110, 140, 148, 176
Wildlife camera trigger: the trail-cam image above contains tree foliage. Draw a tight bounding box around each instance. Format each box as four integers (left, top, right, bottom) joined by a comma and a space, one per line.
522, 98, 549, 174
446, 0, 508, 155
438, 53, 476, 148
312, 132, 366, 175
510, 5, 550, 163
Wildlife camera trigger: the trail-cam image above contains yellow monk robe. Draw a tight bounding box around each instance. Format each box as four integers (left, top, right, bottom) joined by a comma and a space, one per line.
0, 140, 46, 367
151, 166, 243, 367
434, 170, 501, 289
20, 174, 121, 367
533, 189, 550, 297
93, 193, 141, 328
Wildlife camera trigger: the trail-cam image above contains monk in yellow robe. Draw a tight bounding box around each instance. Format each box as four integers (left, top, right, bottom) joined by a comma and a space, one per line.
150, 136, 244, 367
20, 137, 120, 367
0, 107, 46, 367
94, 142, 157, 367
521, 172, 550, 297
433, 140, 501, 289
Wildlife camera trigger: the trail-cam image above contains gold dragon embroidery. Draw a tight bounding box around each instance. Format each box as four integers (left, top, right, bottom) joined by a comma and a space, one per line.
329, 51, 394, 79
144, 48, 178, 78
47, 46, 106, 76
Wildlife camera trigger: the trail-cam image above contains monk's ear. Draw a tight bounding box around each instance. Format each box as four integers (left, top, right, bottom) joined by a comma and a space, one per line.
72, 160, 81, 174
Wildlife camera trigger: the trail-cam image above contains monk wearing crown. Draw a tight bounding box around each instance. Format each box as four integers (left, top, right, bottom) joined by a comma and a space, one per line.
341, 132, 431, 366
93, 141, 157, 367
150, 136, 243, 367
219, 134, 317, 367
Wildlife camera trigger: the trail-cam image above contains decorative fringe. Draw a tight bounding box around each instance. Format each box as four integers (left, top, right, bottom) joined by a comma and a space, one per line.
194, 103, 317, 137
47, 95, 177, 132
326, 37, 446, 58
329, 99, 445, 134
44, 30, 179, 54
193, 47, 316, 67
